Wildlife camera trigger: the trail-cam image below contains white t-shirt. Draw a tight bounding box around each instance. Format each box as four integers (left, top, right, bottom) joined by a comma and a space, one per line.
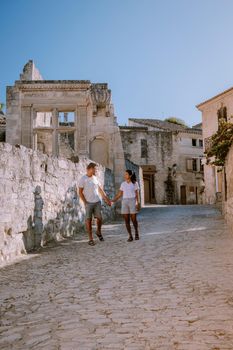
79, 175, 101, 203
120, 181, 139, 199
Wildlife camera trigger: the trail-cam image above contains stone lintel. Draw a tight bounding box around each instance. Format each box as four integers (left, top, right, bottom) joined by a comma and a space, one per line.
16, 80, 91, 85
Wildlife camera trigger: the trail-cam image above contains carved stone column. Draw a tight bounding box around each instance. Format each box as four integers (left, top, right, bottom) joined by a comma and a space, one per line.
52, 109, 58, 156
77, 106, 88, 156
21, 105, 32, 148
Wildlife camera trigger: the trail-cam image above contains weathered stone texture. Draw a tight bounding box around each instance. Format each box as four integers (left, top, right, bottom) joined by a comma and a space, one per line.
0, 143, 115, 264
6, 60, 125, 190
223, 143, 233, 230
120, 125, 204, 205
197, 88, 233, 204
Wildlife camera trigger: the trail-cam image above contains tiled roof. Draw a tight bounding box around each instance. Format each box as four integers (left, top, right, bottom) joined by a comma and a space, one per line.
129, 118, 187, 131
128, 118, 202, 134
196, 86, 233, 108
119, 125, 148, 130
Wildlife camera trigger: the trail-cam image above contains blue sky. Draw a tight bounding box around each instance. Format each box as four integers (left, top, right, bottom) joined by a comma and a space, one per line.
1, 0, 233, 126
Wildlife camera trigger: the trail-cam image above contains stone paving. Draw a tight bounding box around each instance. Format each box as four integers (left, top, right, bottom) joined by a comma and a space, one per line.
1, 205, 233, 349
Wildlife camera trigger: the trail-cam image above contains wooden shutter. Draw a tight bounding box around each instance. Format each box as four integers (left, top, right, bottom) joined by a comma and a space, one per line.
186, 159, 193, 171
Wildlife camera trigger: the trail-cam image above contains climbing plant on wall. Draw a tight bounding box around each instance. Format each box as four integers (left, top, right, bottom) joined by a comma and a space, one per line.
206, 119, 233, 166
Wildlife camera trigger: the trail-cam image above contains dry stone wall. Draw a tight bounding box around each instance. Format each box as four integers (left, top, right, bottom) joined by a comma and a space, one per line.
0, 143, 115, 264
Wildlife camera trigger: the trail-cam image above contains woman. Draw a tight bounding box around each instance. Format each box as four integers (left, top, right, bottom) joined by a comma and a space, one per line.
112, 170, 140, 242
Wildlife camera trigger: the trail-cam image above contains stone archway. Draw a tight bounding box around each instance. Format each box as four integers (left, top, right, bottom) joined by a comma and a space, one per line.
90, 137, 108, 168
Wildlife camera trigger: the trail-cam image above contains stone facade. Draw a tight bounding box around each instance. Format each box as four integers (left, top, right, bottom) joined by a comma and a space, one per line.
120, 119, 204, 205
223, 143, 233, 230
0, 143, 115, 264
6, 60, 125, 188
197, 87, 233, 205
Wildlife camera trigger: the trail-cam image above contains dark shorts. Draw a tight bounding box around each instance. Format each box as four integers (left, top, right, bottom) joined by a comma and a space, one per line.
85, 201, 102, 220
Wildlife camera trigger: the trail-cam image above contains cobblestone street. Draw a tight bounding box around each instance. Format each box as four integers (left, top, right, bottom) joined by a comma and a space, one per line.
1, 205, 233, 349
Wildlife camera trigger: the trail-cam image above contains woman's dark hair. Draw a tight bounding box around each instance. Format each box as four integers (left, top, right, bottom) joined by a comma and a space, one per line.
126, 169, 137, 184
87, 162, 97, 170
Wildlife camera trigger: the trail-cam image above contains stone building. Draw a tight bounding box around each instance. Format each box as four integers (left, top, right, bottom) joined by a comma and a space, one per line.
196, 87, 233, 205
197, 86, 233, 231
6, 60, 125, 188
120, 118, 204, 205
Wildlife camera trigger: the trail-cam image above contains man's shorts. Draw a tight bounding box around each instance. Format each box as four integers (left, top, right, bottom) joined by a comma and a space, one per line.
85, 201, 102, 220
121, 198, 137, 214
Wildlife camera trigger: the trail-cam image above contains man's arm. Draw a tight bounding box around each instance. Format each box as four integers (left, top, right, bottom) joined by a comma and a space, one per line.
98, 186, 111, 205
79, 187, 87, 205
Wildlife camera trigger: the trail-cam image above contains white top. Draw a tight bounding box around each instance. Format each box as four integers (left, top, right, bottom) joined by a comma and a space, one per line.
120, 181, 139, 199
79, 175, 101, 203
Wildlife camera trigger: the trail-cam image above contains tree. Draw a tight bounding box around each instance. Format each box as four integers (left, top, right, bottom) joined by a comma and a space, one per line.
164, 117, 187, 127
206, 119, 233, 166
0, 103, 4, 112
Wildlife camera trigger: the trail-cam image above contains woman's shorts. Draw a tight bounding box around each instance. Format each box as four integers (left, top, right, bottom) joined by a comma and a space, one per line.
85, 201, 102, 220
121, 198, 137, 214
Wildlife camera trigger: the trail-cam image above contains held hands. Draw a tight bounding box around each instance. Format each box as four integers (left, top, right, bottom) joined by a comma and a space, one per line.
105, 198, 112, 206
105, 198, 115, 207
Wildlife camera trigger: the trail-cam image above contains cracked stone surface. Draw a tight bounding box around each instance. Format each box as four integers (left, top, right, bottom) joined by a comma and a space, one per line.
1, 205, 233, 349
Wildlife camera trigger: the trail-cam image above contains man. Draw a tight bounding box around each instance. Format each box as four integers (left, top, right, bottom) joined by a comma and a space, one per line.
79, 162, 111, 246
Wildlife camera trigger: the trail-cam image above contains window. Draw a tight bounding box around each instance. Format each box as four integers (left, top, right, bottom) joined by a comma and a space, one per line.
35, 111, 52, 128
189, 186, 195, 193
58, 132, 75, 150
141, 139, 148, 158
217, 106, 227, 125
58, 111, 75, 127
186, 158, 198, 172
192, 159, 197, 171
186, 159, 193, 171
199, 139, 203, 148
192, 139, 197, 147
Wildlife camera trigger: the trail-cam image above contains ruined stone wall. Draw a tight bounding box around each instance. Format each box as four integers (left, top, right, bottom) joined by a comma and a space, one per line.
0, 143, 115, 264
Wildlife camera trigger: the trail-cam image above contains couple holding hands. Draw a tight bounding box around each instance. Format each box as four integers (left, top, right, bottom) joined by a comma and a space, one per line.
79, 162, 140, 246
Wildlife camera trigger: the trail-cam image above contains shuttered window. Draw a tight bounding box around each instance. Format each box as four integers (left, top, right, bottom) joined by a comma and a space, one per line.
186, 159, 193, 171
186, 158, 198, 172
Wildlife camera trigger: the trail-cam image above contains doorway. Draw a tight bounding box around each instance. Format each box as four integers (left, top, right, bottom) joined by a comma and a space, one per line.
144, 178, 151, 203
180, 185, 187, 205
142, 165, 156, 204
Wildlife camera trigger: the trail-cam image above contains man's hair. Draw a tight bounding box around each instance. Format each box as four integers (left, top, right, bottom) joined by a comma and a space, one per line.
87, 162, 97, 170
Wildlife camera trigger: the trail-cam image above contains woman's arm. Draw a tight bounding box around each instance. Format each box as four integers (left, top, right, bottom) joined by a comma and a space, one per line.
112, 190, 123, 202
135, 189, 140, 210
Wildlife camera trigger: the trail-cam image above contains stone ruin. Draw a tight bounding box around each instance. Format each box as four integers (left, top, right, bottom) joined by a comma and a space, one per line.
6, 60, 125, 188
